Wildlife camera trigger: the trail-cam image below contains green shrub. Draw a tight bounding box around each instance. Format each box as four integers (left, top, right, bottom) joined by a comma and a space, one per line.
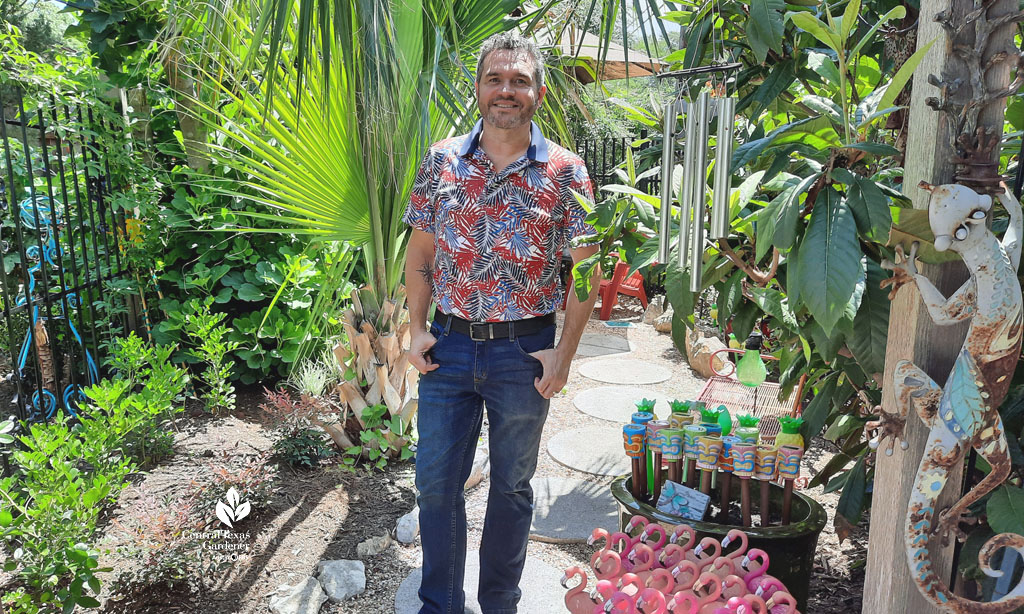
272, 427, 334, 469
181, 297, 241, 413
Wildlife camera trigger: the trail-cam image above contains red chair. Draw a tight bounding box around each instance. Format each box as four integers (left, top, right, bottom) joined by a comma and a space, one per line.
598, 260, 648, 320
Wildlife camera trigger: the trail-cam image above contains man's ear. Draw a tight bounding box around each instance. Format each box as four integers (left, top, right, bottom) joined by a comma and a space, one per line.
537, 84, 547, 106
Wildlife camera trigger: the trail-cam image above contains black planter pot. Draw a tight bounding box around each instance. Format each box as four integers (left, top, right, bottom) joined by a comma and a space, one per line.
609, 475, 827, 610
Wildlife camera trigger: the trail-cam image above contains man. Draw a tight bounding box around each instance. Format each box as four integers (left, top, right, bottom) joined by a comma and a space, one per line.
403, 32, 601, 614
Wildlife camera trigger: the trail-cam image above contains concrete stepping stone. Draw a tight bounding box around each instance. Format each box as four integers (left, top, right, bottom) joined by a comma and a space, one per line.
529, 476, 617, 543
547, 425, 630, 476
578, 358, 671, 385
394, 551, 562, 614
576, 333, 631, 357
573, 385, 662, 422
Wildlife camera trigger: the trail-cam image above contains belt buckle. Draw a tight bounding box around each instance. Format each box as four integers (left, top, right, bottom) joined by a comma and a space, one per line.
469, 322, 490, 341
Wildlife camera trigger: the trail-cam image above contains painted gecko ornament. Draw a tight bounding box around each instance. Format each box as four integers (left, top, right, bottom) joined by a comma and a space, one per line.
869, 181, 1024, 612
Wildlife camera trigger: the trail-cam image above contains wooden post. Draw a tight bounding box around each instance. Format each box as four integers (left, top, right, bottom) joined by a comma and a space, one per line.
861, 0, 1018, 611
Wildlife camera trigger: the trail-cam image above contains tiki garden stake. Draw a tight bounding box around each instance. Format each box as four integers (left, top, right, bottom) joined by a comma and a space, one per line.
697, 435, 722, 496
868, 182, 1024, 612
777, 445, 803, 525
731, 442, 756, 527
648, 420, 669, 503
663, 428, 685, 485
719, 436, 740, 523
633, 411, 655, 497
624, 424, 646, 500
683, 424, 706, 487
754, 445, 778, 527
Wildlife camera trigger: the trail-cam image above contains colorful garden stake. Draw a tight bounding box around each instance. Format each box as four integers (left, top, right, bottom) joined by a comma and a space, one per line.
775, 416, 805, 449
731, 442, 756, 527
647, 420, 670, 503
777, 445, 803, 525
735, 414, 761, 444
683, 424, 707, 487
719, 436, 740, 523
635, 398, 657, 414
755, 445, 778, 527
623, 424, 646, 500
662, 428, 686, 485
696, 435, 722, 495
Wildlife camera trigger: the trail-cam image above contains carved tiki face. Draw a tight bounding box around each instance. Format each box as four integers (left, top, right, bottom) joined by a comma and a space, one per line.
731, 443, 756, 477
776, 445, 803, 480
684, 425, 707, 460
754, 445, 778, 481
696, 436, 723, 470
623, 425, 646, 458
662, 430, 685, 461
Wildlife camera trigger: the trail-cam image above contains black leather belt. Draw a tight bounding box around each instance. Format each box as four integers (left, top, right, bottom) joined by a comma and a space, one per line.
435, 312, 555, 341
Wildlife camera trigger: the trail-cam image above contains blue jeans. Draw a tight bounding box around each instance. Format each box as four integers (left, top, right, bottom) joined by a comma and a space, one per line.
415, 317, 555, 614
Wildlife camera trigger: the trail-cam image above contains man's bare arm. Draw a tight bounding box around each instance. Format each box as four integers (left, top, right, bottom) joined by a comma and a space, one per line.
405, 229, 439, 373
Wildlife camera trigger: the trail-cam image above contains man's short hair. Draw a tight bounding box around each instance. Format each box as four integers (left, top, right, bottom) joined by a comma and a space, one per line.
475, 32, 546, 91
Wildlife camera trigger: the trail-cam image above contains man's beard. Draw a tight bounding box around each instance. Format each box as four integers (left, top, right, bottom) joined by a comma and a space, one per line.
484, 100, 536, 129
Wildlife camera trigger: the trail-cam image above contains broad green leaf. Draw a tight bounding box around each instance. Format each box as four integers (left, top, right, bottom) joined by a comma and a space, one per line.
806, 318, 846, 362
835, 170, 892, 240
756, 199, 780, 261
987, 485, 1024, 536
801, 95, 844, 123
787, 12, 841, 54
807, 51, 842, 87
847, 260, 890, 377
840, 0, 861, 43
878, 37, 940, 113
772, 174, 819, 250
796, 187, 862, 336
739, 60, 798, 118
735, 118, 816, 169
748, 286, 800, 332
835, 455, 867, 524
840, 142, 901, 157
731, 300, 761, 342
800, 374, 839, 443
719, 271, 746, 329
732, 170, 767, 213
747, 0, 786, 63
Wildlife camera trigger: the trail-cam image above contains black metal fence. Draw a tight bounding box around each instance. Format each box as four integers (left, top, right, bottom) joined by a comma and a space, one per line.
0, 88, 137, 424
576, 130, 660, 196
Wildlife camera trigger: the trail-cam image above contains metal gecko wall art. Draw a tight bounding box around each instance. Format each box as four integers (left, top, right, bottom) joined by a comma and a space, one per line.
869, 181, 1024, 612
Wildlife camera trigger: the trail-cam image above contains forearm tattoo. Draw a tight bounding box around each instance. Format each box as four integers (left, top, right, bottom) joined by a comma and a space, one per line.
418, 263, 435, 293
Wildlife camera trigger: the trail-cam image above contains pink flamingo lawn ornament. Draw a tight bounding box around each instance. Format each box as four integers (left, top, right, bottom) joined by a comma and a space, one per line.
646, 567, 676, 595
626, 543, 658, 584
591, 579, 617, 605
764, 591, 799, 614
616, 572, 646, 600
603, 591, 638, 614
706, 556, 736, 579
752, 577, 787, 603
659, 543, 687, 569
719, 530, 749, 562
714, 596, 766, 614
691, 571, 727, 614
741, 549, 788, 595
668, 524, 696, 547
720, 574, 747, 601
638, 523, 668, 555
666, 591, 701, 614
624, 515, 650, 537
689, 537, 721, 567
562, 566, 598, 614
635, 587, 669, 614
594, 549, 625, 582
670, 560, 701, 593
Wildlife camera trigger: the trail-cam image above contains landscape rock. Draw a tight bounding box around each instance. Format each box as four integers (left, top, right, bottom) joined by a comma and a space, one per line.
269, 577, 328, 614
357, 532, 392, 557
653, 305, 674, 333
642, 296, 665, 324
464, 445, 490, 490
685, 326, 728, 379
396, 507, 420, 544
316, 559, 367, 602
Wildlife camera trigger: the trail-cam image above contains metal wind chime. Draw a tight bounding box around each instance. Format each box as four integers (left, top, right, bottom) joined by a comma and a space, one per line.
656, 56, 741, 292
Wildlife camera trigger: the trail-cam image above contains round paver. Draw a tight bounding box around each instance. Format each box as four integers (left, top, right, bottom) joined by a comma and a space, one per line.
578, 358, 671, 385
573, 385, 663, 422
529, 476, 618, 543
394, 551, 563, 614
547, 425, 630, 476
575, 333, 631, 357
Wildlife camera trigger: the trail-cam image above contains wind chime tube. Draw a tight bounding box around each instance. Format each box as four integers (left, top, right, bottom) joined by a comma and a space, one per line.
710, 96, 737, 239
657, 100, 677, 264
678, 102, 698, 268
689, 91, 710, 293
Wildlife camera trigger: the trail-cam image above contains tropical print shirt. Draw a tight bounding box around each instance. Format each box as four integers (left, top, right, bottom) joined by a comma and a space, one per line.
403, 120, 595, 322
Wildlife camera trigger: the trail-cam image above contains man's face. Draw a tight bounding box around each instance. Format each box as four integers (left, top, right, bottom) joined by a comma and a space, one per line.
475, 49, 546, 130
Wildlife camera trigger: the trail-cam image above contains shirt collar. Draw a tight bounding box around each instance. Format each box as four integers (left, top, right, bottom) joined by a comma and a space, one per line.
458, 119, 549, 163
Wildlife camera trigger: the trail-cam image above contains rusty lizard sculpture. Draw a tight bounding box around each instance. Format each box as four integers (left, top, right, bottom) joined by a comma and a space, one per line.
869, 181, 1024, 612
